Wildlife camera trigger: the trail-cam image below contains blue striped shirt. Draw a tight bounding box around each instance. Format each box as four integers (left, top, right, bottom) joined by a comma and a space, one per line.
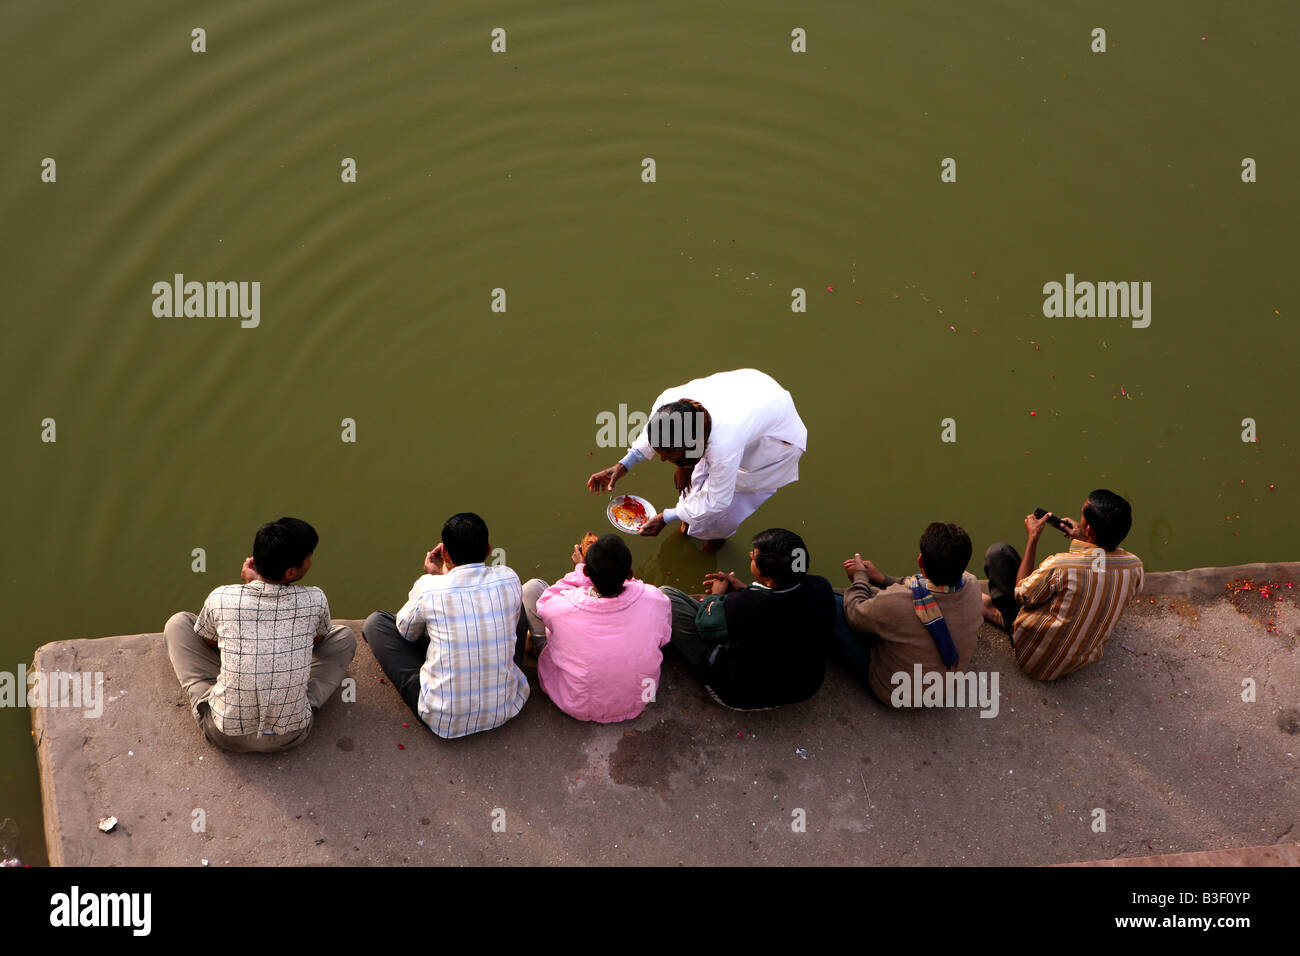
396, 563, 529, 738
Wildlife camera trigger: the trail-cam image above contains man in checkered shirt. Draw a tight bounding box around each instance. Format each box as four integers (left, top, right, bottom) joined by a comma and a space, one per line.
364, 512, 530, 738
164, 517, 356, 752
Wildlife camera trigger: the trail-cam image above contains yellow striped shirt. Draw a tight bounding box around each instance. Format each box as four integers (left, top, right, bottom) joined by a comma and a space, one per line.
1012, 540, 1144, 680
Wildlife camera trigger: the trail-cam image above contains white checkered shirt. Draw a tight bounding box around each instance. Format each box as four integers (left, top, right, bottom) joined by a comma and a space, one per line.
195, 581, 331, 736
396, 563, 529, 738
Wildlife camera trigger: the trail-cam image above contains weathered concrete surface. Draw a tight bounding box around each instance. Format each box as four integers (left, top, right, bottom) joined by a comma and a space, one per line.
30, 563, 1300, 866
1142, 562, 1300, 601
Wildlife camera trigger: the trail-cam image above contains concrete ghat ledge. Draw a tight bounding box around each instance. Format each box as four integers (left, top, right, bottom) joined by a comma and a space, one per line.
30, 562, 1300, 866
1141, 562, 1300, 601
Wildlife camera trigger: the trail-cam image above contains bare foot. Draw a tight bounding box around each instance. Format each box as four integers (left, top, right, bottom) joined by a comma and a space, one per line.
981, 593, 1004, 628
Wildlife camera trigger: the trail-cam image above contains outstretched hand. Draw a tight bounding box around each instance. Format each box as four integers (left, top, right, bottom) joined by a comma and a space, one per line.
587, 463, 627, 493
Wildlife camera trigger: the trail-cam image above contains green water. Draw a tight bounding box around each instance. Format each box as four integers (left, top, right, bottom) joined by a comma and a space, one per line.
2, 0, 1297, 864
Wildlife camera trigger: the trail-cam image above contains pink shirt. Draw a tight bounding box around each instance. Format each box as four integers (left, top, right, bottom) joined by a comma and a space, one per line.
535, 565, 672, 723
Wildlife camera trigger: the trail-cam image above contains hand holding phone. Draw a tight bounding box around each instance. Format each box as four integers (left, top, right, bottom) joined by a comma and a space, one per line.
1033, 508, 1067, 533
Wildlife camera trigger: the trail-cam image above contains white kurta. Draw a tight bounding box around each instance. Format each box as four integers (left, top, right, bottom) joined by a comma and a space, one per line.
628, 368, 807, 539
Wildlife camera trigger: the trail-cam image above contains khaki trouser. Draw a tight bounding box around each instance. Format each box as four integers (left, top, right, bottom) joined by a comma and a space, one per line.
520, 578, 548, 651
164, 611, 356, 753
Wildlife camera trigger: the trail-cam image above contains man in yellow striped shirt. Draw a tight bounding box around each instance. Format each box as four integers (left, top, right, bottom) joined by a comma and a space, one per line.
983, 490, 1144, 681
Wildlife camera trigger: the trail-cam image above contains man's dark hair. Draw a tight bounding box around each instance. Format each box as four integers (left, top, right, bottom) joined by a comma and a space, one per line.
646, 400, 709, 460
918, 522, 972, 587
1084, 489, 1132, 551
751, 528, 807, 589
585, 534, 632, 597
253, 517, 319, 582
442, 512, 491, 565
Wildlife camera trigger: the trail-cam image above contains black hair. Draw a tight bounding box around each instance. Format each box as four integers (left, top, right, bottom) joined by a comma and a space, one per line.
918, 522, 972, 587
646, 400, 709, 461
585, 534, 632, 597
751, 528, 807, 589
253, 517, 319, 583
1084, 489, 1132, 551
442, 513, 491, 565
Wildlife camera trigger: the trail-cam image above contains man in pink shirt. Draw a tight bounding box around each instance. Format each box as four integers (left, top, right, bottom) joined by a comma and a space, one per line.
521, 534, 672, 723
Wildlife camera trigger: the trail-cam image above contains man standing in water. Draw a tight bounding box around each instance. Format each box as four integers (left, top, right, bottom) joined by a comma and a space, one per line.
587, 368, 807, 552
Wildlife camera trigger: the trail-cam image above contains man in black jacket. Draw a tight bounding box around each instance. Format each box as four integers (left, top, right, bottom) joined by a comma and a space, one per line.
661, 528, 835, 710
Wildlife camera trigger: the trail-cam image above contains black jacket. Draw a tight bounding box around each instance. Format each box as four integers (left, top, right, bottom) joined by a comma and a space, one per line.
705, 574, 835, 709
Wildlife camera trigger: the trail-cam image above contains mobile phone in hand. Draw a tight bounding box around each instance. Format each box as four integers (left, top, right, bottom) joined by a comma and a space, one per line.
1033, 507, 1065, 532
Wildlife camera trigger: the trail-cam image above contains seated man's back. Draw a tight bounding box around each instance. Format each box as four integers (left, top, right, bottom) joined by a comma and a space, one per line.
844, 572, 983, 704
1013, 542, 1143, 680
534, 544, 672, 723
708, 573, 835, 710
200, 579, 328, 735
399, 562, 529, 738
835, 523, 982, 705
167, 516, 356, 753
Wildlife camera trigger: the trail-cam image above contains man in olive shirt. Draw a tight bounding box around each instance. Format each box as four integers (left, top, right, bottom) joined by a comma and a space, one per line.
833, 522, 984, 706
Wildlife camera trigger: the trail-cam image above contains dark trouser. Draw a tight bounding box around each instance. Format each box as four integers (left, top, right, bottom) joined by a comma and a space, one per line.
662, 586, 714, 672
362, 609, 530, 719
829, 591, 885, 705
984, 542, 1021, 637
362, 611, 426, 717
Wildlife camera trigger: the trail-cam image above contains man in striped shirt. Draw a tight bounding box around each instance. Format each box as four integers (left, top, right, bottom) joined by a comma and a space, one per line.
983, 489, 1143, 681
363, 513, 529, 738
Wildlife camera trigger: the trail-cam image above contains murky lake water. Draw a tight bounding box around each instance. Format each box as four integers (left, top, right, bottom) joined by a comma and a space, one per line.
2, 1, 1297, 863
